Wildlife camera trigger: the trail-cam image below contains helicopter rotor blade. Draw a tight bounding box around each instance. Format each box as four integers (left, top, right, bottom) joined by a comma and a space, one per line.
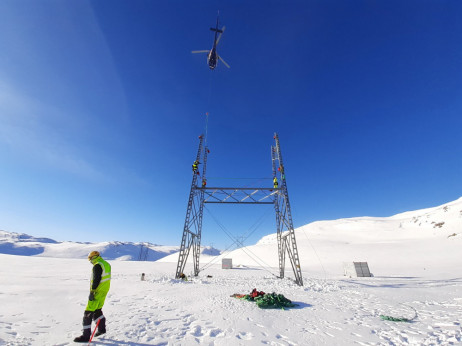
218, 55, 230, 68
216, 26, 226, 44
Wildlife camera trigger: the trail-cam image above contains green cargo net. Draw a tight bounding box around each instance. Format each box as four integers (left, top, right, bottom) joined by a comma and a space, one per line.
254, 293, 298, 309
380, 315, 411, 322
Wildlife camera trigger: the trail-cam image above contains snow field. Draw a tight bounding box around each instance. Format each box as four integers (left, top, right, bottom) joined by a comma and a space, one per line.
1, 197, 462, 344
1, 255, 461, 345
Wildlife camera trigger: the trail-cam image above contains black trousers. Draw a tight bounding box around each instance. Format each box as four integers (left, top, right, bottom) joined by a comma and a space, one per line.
82, 309, 106, 334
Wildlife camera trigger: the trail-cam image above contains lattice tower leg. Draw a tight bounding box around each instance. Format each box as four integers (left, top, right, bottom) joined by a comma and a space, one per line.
272, 133, 303, 286
192, 146, 208, 276
175, 135, 206, 279
272, 145, 285, 279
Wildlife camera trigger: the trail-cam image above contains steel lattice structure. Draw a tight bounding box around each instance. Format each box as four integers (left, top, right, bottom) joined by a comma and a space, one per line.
175, 133, 303, 286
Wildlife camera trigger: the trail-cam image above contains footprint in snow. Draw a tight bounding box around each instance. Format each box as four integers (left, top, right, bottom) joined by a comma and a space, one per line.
209, 328, 224, 337
236, 331, 253, 340
190, 325, 203, 337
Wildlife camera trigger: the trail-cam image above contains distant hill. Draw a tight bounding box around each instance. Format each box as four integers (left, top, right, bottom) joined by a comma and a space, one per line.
2, 197, 461, 273
0, 230, 180, 261
159, 196, 462, 277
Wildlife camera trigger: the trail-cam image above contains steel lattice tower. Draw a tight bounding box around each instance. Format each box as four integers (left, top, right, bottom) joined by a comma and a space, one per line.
175, 135, 208, 279
271, 133, 303, 285
175, 133, 303, 286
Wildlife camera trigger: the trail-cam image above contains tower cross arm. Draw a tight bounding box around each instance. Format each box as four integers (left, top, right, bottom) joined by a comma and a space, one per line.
198, 187, 280, 204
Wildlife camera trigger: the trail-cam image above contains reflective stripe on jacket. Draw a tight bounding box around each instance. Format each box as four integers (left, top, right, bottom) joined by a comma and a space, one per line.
91, 257, 111, 292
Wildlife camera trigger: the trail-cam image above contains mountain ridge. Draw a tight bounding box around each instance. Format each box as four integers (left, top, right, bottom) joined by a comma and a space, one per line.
2, 197, 461, 267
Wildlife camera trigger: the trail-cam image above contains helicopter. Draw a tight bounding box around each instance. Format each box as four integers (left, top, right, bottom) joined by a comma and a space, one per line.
192, 15, 230, 70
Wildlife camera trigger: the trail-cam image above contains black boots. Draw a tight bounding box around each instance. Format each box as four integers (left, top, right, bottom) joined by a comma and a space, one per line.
74, 310, 93, 343
73, 319, 105, 342
94, 330, 106, 337
94, 317, 106, 337
93, 309, 106, 337
73, 328, 90, 343
74, 309, 106, 342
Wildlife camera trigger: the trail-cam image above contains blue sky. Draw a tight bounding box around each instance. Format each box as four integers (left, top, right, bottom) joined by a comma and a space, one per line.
0, 1, 461, 249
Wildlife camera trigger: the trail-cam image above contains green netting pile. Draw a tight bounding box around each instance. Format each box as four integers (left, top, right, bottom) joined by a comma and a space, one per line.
380, 315, 411, 322
254, 292, 298, 309
231, 289, 298, 310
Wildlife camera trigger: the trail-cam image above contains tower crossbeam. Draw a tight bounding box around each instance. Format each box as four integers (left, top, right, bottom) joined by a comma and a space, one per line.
201, 187, 278, 204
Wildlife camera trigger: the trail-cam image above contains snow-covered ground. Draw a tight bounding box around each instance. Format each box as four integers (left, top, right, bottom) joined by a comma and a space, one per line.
1, 198, 461, 345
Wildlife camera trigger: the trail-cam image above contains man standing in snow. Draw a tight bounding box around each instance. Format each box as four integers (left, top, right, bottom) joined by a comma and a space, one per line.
74, 251, 111, 343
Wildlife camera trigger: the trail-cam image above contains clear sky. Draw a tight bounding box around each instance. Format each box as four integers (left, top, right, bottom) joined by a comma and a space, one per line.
0, 1, 461, 249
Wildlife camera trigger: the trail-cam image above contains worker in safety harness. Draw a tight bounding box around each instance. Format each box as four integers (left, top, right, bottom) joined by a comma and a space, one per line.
273, 177, 279, 189
192, 160, 200, 173
74, 251, 111, 343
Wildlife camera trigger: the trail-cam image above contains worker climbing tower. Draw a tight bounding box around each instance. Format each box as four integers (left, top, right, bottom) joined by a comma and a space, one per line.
175, 135, 208, 279
175, 133, 303, 286
271, 133, 303, 285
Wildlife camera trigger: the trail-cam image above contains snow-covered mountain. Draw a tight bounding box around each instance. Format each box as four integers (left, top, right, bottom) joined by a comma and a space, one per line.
0, 230, 222, 261
159, 196, 462, 277
0, 230, 180, 261
1, 197, 461, 272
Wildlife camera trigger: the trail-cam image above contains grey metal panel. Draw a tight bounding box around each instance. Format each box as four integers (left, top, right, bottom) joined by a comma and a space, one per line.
353, 262, 371, 277
360, 262, 371, 277
222, 258, 232, 269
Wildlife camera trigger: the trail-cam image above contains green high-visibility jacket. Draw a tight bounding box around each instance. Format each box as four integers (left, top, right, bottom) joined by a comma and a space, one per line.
90, 256, 111, 293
